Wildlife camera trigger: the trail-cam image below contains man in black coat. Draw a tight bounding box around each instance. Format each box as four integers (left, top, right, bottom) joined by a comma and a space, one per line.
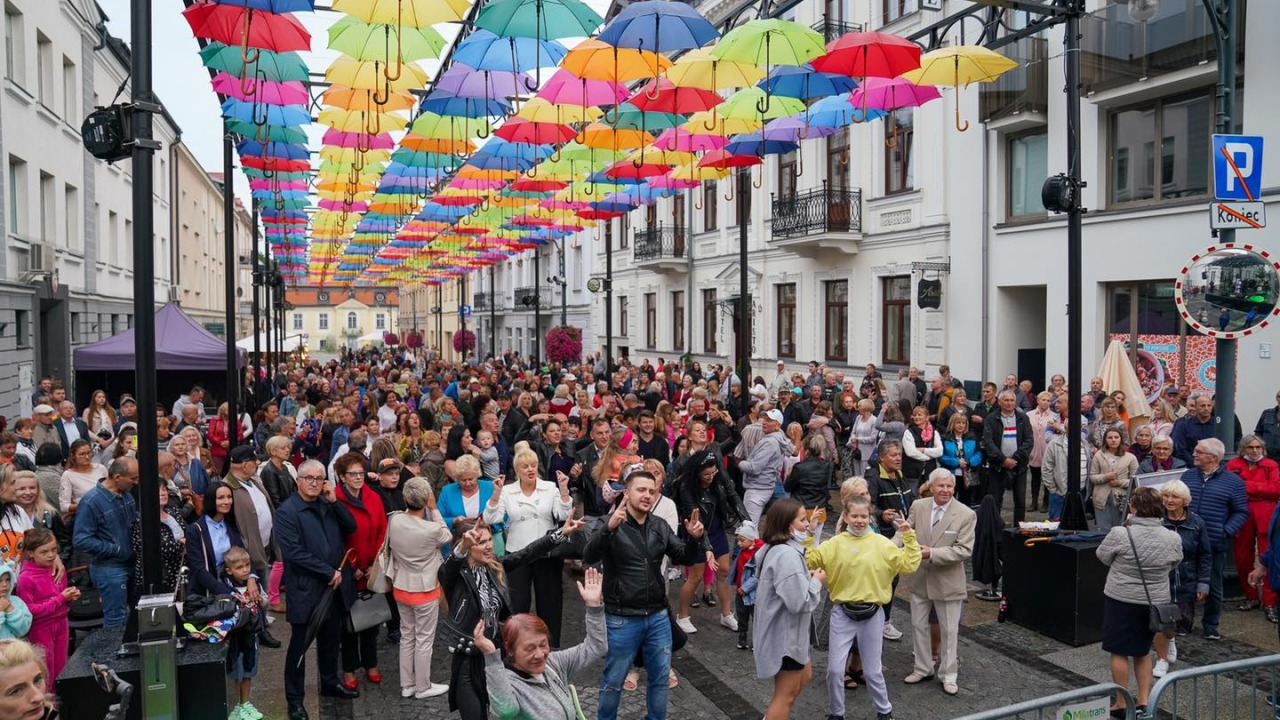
276, 463, 359, 720
981, 390, 1035, 523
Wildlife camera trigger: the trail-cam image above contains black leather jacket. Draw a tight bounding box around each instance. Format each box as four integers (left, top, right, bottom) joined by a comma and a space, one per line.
582, 513, 704, 616
674, 465, 747, 533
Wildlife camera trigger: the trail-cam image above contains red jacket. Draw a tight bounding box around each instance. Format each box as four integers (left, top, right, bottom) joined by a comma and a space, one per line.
1227, 456, 1280, 504
337, 481, 388, 592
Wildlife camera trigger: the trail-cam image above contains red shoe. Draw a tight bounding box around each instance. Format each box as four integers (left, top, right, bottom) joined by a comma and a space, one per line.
342, 678, 358, 691
366, 669, 382, 684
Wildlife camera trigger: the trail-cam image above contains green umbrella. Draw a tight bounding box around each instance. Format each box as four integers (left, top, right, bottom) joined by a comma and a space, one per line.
475, 0, 604, 40
327, 16, 447, 63
409, 112, 491, 140
710, 19, 826, 67
199, 41, 309, 82
718, 87, 805, 121
226, 120, 309, 144
604, 102, 684, 131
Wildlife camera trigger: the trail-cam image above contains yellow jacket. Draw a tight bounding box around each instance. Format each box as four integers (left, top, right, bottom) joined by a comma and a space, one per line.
806, 529, 921, 605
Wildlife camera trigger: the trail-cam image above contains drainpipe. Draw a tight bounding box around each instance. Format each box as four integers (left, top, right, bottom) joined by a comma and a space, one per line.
980, 127, 990, 382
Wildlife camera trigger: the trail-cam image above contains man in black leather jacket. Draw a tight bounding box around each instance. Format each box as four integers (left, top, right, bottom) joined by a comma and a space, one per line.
582, 470, 706, 720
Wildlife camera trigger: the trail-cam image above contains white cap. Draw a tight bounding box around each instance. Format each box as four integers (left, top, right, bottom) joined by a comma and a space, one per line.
764, 409, 784, 424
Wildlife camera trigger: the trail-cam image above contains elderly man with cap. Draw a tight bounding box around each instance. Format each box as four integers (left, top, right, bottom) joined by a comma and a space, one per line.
31, 405, 61, 454
223, 445, 283, 647
739, 409, 792, 523
113, 394, 138, 434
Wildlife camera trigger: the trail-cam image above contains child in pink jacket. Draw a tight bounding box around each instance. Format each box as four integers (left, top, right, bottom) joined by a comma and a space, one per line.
17, 528, 78, 686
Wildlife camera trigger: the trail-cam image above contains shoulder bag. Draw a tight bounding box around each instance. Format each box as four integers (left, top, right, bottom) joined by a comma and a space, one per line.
1125, 526, 1180, 634
346, 591, 395, 633
366, 512, 400, 594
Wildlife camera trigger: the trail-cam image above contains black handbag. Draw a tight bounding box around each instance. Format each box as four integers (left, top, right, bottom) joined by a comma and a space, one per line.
839, 602, 881, 622
183, 595, 238, 625
1125, 526, 1181, 634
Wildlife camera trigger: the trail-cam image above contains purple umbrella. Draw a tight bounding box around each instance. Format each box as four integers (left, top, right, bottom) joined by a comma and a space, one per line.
761, 116, 838, 142
435, 63, 535, 100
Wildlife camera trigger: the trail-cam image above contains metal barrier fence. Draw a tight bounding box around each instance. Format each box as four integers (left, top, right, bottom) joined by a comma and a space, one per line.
1138, 654, 1280, 720
952, 684, 1135, 720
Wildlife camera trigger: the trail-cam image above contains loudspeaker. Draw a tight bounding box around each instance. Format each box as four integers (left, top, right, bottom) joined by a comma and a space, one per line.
1002, 531, 1108, 647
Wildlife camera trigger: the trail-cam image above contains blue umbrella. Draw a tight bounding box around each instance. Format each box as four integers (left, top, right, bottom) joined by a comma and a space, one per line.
211, 0, 314, 11
758, 65, 856, 101
723, 131, 799, 156
222, 99, 311, 127
419, 92, 511, 118
453, 29, 567, 73
597, 0, 719, 52
237, 140, 309, 160
806, 93, 886, 127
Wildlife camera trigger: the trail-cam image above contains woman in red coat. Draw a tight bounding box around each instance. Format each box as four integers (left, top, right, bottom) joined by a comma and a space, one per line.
207, 403, 232, 476
1228, 435, 1280, 623
334, 451, 389, 688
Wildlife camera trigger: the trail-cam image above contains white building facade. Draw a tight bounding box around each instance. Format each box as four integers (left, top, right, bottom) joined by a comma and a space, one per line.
0, 0, 182, 417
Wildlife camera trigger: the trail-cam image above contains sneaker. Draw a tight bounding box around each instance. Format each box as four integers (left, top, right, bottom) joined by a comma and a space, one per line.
720, 613, 739, 631
228, 705, 244, 720
876, 713, 895, 720
882, 622, 903, 641
401, 688, 417, 698
736, 640, 752, 650
675, 615, 698, 634
1204, 629, 1222, 641
1166, 638, 1177, 663
1153, 659, 1169, 678
415, 684, 449, 699
240, 704, 263, 720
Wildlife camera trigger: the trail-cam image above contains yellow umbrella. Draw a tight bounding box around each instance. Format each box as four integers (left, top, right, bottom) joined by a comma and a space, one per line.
900, 45, 1018, 130
625, 146, 696, 167
517, 97, 602, 125
326, 57, 429, 92
319, 146, 391, 164
332, 0, 471, 28
664, 48, 766, 90
318, 108, 409, 134
322, 85, 417, 112
683, 109, 761, 136
560, 39, 671, 83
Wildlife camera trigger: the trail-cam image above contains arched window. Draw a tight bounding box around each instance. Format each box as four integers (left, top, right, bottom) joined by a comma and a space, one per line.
347, 311, 357, 329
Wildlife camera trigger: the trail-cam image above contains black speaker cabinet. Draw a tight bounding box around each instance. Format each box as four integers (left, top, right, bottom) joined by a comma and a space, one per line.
1002, 530, 1108, 647
58, 627, 228, 720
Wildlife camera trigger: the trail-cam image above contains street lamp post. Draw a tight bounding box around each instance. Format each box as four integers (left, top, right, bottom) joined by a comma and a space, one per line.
251, 202, 261, 406
490, 265, 497, 360
221, 127, 239, 448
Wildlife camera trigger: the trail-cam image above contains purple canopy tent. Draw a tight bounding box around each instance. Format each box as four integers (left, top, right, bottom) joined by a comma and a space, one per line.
72, 303, 244, 410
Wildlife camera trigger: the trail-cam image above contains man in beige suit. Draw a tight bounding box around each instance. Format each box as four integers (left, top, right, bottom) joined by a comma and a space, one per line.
902, 468, 976, 696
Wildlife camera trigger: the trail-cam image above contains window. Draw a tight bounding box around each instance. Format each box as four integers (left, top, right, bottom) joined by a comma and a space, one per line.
1008, 132, 1048, 218
702, 288, 717, 353
110, 314, 120, 336
734, 169, 751, 225
318, 313, 329, 330
778, 151, 797, 202
776, 283, 796, 358
107, 210, 117, 262
123, 219, 132, 264
672, 291, 685, 352
883, 0, 918, 23
14, 310, 28, 348
38, 172, 53, 244
702, 181, 717, 231
618, 295, 629, 336
619, 219, 628, 249
7, 156, 24, 234
70, 312, 80, 343
1108, 90, 1211, 206
35, 31, 50, 106
4, 5, 22, 83
827, 128, 849, 190
644, 293, 656, 348
375, 313, 386, 330
63, 184, 78, 249
346, 311, 357, 330
882, 276, 911, 365
1107, 280, 1209, 396
292, 313, 302, 331
61, 56, 75, 120
825, 280, 848, 362
885, 109, 914, 194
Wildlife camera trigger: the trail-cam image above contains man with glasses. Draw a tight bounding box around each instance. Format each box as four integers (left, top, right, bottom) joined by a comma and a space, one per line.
71, 457, 138, 628
276, 459, 358, 720
1228, 436, 1280, 623
1181, 438, 1249, 639
1253, 391, 1280, 463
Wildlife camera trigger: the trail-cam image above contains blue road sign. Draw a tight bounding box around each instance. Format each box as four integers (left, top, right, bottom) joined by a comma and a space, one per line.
459, 304, 473, 319
1213, 134, 1264, 201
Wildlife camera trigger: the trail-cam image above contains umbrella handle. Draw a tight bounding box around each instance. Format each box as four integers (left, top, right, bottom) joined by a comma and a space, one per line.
724, 174, 734, 203
240, 9, 260, 65
353, 151, 366, 172
383, 15, 403, 83
884, 114, 899, 149
954, 104, 970, 132
795, 150, 804, 178
367, 109, 382, 135
255, 122, 269, 143
752, 163, 763, 190
240, 68, 256, 97
372, 64, 390, 106
693, 186, 703, 211
702, 114, 718, 132
340, 549, 358, 571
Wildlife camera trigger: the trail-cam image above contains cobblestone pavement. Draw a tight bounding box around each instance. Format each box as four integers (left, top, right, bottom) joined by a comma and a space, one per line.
238, 564, 1280, 720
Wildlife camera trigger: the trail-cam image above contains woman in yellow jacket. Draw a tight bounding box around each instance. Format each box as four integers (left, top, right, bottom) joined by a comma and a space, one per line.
807, 495, 920, 720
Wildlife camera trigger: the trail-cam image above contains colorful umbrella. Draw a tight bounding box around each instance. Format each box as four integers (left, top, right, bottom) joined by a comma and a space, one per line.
537, 69, 628, 107
663, 48, 765, 90
327, 17, 447, 77
629, 78, 722, 114
322, 85, 417, 112
212, 72, 307, 104
849, 77, 940, 146
652, 127, 728, 153
810, 31, 922, 79
199, 42, 309, 83
493, 117, 578, 145
759, 64, 856, 100
711, 19, 825, 67
452, 30, 568, 73
718, 87, 804, 121
596, 0, 719, 53
436, 64, 535, 99
183, 2, 311, 58
560, 39, 670, 82
900, 45, 1018, 130
474, 0, 604, 40
332, 0, 471, 28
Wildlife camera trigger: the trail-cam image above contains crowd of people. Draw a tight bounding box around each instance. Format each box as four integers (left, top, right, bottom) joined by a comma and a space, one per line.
0, 350, 1276, 720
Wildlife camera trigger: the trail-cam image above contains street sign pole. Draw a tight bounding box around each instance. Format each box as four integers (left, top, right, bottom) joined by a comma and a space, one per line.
1211, 0, 1239, 456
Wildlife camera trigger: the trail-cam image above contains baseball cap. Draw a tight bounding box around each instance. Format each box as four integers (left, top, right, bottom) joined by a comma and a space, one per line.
764, 409, 784, 424
118, 394, 137, 407
32, 404, 55, 415
776, 360, 785, 366
377, 458, 403, 474
563, 373, 577, 381
1164, 387, 1179, 395
229, 445, 257, 464
790, 387, 804, 395
736, 522, 760, 542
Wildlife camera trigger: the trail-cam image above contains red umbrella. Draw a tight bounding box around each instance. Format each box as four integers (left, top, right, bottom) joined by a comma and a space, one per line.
241, 155, 310, 172
434, 195, 485, 206
810, 31, 920, 79
577, 209, 625, 221
629, 78, 722, 114
494, 117, 578, 145
183, 2, 311, 59
512, 178, 569, 192
698, 148, 762, 169
604, 161, 671, 180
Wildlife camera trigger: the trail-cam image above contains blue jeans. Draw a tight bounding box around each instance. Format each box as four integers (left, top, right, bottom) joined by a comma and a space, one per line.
1047, 493, 1065, 521
1205, 549, 1228, 634
598, 611, 671, 720
90, 564, 131, 628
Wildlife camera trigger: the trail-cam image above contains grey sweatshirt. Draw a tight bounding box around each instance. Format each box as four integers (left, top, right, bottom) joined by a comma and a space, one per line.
1096, 517, 1183, 605
740, 432, 791, 491
485, 605, 608, 720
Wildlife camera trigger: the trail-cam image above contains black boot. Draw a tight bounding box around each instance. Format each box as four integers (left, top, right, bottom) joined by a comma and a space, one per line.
259, 627, 282, 649
288, 705, 309, 720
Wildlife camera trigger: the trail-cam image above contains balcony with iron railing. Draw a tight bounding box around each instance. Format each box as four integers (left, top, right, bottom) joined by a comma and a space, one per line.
811, 17, 863, 45
770, 183, 863, 256
633, 225, 688, 272
473, 291, 490, 311
1080, 0, 1245, 96
513, 286, 549, 310
341, 325, 364, 337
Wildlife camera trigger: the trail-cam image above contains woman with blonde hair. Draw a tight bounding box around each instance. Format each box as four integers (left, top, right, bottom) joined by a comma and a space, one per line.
0, 639, 54, 720
1152, 479, 1210, 677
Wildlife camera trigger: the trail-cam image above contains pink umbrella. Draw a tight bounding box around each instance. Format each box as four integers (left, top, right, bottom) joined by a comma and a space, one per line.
540, 198, 591, 210
537, 69, 628, 107
653, 127, 728, 153
212, 72, 308, 105
321, 129, 395, 149
647, 175, 700, 190
848, 77, 940, 147
449, 177, 507, 190
251, 179, 308, 191
319, 199, 369, 212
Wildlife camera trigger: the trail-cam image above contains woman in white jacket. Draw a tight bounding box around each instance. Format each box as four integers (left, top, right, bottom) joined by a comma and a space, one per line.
901, 406, 943, 483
